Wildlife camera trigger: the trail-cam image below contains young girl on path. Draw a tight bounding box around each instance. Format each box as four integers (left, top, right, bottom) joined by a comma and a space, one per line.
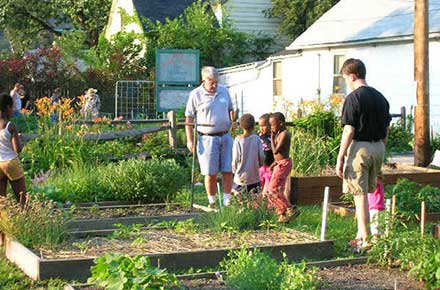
232, 114, 264, 200
258, 114, 274, 194
268, 112, 299, 223
0, 93, 26, 205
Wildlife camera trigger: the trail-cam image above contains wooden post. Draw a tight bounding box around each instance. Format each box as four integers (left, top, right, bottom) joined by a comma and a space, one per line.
391, 195, 397, 216
320, 187, 330, 241
400, 106, 406, 129
414, 0, 430, 167
167, 110, 177, 149
421, 201, 426, 237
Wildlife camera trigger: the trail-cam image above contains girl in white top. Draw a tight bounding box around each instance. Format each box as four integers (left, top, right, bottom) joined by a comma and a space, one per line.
0, 93, 26, 205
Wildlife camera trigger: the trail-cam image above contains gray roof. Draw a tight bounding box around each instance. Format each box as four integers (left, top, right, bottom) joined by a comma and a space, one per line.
133, 0, 199, 23
288, 0, 440, 50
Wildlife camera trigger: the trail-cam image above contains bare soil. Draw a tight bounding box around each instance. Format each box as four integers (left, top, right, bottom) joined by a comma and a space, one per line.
41, 228, 317, 259
63, 204, 199, 219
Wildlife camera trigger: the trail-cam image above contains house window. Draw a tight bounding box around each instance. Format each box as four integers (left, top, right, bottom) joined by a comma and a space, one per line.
273, 61, 282, 96
333, 55, 346, 95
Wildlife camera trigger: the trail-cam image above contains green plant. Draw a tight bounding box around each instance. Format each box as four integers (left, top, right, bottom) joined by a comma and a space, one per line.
290, 128, 340, 176
220, 247, 281, 290
175, 219, 199, 234
387, 123, 414, 153
0, 195, 68, 249
99, 158, 189, 202
89, 253, 180, 290
279, 260, 320, 290
220, 247, 321, 290
111, 224, 143, 240
411, 250, 440, 290
203, 201, 276, 233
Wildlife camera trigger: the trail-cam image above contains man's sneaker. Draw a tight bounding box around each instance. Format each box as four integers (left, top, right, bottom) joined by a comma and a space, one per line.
224, 200, 231, 207
349, 238, 371, 253
208, 203, 216, 209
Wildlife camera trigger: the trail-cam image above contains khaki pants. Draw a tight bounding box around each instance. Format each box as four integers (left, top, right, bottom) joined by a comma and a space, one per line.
343, 141, 385, 239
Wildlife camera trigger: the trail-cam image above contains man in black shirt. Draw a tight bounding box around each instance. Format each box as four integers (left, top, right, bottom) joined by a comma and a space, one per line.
336, 58, 391, 252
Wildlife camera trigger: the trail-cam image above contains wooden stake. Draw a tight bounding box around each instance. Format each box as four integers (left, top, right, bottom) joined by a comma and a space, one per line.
421, 201, 426, 237
167, 110, 177, 149
391, 195, 397, 216
414, 0, 430, 167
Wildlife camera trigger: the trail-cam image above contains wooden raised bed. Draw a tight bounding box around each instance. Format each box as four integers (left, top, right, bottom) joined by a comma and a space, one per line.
65, 203, 205, 232
0, 230, 334, 281
291, 164, 440, 205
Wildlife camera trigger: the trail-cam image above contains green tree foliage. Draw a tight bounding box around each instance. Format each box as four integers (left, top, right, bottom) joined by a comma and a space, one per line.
0, 0, 111, 52
143, 0, 254, 67
269, 0, 340, 40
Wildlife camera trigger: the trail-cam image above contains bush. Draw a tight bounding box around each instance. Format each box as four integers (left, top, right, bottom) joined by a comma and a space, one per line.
100, 158, 189, 202
35, 158, 189, 203
387, 123, 413, 153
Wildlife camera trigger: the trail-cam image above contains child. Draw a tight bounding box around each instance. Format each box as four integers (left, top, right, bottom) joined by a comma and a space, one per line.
268, 112, 299, 223
232, 114, 264, 200
0, 93, 26, 206
258, 114, 274, 194
368, 179, 385, 237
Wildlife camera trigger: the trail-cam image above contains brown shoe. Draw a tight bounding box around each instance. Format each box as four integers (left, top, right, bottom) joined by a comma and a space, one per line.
208, 203, 216, 209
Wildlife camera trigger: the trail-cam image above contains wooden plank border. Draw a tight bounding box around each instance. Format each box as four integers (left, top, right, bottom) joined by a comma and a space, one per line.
3, 235, 334, 281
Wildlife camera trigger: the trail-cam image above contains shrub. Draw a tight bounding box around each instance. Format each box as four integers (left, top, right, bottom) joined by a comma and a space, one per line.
89, 253, 179, 290
387, 123, 413, 153
411, 250, 440, 290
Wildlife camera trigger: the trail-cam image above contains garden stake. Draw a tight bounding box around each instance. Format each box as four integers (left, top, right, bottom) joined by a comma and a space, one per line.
391, 195, 396, 216
385, 198, 392, 236
217, 182, 223, 211
190, 118, 198, 210
320, 186, 330, 241
421, 201, 426, 237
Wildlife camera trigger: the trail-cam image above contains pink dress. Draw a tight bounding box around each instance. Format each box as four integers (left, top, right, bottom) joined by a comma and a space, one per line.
368, 180, 385, 211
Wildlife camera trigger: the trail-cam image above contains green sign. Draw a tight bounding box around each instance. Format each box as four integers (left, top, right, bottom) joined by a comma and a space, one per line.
156, 49, 200, 84
156, 86, 194, 112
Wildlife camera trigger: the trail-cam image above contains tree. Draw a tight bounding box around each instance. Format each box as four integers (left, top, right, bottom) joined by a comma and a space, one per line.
269, 0, 339, 41
0, 0, 111, 52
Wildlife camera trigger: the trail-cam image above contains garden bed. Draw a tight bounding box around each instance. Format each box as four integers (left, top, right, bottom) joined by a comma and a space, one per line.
65, 261, 425, 290
65, 203, 205, 232
0, 228, 334, 281
291, 163, 440, 205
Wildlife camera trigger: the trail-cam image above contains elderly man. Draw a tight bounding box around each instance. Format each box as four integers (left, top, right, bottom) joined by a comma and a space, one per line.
185, 66, 235, 208
336, 58, 391, 252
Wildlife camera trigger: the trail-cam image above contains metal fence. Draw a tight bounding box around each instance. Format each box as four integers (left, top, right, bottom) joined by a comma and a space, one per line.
115, 81, 157, 119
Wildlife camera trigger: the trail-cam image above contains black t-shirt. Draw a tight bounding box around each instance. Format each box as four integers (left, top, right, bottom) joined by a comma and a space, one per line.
341, 86, 392, 141
259, 133, 274, 166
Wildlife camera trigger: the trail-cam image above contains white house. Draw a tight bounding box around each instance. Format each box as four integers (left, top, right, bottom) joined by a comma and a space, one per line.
219, 0, 440, 131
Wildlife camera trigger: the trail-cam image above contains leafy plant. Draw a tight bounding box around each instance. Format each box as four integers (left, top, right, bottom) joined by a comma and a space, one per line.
203, 201, 276, 233
175, 219, 199, 234
387, 123, 414, 153
410, 250, 440, 290
220, 247, 281, 290
111, 224, 144, 240
89, 253, 180, 290
220, 247, 321, 290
